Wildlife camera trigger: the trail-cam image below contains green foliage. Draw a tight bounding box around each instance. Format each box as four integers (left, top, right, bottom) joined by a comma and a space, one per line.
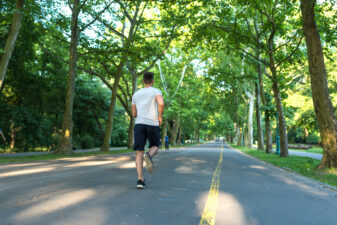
1, 0, 337, 154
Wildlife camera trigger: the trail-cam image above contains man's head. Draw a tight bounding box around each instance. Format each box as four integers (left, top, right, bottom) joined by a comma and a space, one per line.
143, 72, 154, 85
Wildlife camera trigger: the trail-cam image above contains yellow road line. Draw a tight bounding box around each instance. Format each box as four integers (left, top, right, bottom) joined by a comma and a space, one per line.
199, 144, 224, 225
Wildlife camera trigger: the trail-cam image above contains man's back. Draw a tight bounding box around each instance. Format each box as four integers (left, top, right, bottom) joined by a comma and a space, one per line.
132, 87, 162, 126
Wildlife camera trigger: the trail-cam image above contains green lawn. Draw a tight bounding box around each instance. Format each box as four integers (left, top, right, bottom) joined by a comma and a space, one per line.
231, 145, 337, 188
0, 149, 133, 164
0, 143, 197, 163
0, 142, 200, 163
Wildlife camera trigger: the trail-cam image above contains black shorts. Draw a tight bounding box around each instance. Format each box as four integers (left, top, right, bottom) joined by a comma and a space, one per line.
133, 124, 160, 151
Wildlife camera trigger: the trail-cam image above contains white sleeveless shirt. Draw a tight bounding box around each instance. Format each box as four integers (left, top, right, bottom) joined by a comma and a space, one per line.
132, 87, 162, 126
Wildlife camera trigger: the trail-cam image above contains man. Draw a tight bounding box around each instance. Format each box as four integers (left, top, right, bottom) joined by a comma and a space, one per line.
132, 72, 164, 189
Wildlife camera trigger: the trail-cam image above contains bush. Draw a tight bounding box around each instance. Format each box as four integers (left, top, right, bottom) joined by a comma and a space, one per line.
307, 132, 320, 144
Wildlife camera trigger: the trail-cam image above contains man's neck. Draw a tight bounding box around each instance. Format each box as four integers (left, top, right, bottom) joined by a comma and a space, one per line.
144, 84, 153, 88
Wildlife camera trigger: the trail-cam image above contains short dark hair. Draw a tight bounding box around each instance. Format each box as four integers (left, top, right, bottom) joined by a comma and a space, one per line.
143, 72, 154, 84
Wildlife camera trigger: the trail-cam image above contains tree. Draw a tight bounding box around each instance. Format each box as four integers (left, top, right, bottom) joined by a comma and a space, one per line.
0, 0, 24, 90
229, 1, 303, 156
56, 0, 82, 154
300, 0, 337, 168
56, 0, 113, 154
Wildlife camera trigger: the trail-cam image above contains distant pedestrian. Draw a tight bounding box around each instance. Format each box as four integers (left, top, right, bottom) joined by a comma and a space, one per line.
132, 72, 164, 189
165, 135, 169, 150
0, 128, 6, 142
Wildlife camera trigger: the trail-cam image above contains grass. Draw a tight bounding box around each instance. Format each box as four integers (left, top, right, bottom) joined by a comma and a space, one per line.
0, 149, 133, 164
0, 142, 201, 164
0, 141, 202, 163
231, 145, 337, 188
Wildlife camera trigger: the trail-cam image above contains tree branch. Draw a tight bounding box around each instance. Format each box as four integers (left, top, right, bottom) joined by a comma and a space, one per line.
80, 0, 114, 32
80, 0, 88, 9
67, 0, 73, 10
238, 47, 269, 65
92, 16, 127, 39
115, 0, 133, 23
116, 92, 130, 115
137, 37, 173, 76
276, 36, 304, 68
264, 69, 272, 80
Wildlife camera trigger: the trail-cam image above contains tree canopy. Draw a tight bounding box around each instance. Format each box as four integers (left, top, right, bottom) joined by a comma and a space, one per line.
1, 0, 337, 168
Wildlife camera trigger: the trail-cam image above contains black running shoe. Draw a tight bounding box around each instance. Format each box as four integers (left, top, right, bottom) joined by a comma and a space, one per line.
137, 179, 146, 189
143, 152, 154, 173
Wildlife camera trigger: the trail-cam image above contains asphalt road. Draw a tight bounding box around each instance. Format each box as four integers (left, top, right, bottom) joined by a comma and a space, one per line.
0, 143, 336, 225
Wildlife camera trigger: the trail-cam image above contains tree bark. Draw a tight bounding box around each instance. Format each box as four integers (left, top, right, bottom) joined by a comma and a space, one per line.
301, 0, 337, 168
127, 116, 134, 150
177, 125, 182, 145
234, 124, 240, 144
246, 90, 254, 148
170, 118, 180, 146
161, 121, 167, 148
56, 0, 81, 154
255, 72, 264, 150
0, 0, 24, 89
267, 23, 289, 157
265, 109, 273, 153
195, 127, 200, 143
10, 122, 16, 150
271, 76, 288, 157
101, 64, 124, 151
236, 127, 242, 147
244, 126, 249, 147
126, 73, 138, 150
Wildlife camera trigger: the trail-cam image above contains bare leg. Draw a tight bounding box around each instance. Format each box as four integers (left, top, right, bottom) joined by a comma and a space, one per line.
135, 150, 144, 180
148, 146, 159, 157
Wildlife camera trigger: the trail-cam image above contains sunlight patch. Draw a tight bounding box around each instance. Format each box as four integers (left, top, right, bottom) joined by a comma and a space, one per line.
249, 165, 267, 170
14, 189, 96, 221
0, 167, 55, 178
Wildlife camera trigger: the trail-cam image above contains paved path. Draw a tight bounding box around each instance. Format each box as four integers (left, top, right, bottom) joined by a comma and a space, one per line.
0, 143, 336, 225
0, 147, 127, 157
289, 150, 322, 160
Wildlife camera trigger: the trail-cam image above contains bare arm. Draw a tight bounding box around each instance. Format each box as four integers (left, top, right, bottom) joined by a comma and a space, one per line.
132, 104, 137, 118
156, 94, 164, 126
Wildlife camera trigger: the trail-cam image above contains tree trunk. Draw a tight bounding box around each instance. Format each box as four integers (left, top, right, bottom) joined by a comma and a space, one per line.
267, 25, 288, 157
244, 127, 249, 147
127, 116, 134, 150
234, 124, 240, 144
101, 64, 124, 151
301, 0, 337, 168
161, 121, 166, 148
56, 0, 80, 154
170, 118, 180, 146
246, 90, 254, 148
195, 127, 200, 143
265, 109, 273, 153
10, 122, 16, 150
256, 80, 264, 150
254, 42, 265, 150
236, 127, 242, 147
177, 125, 182, 145
0, 0, 24, 89
271, 77, 288, 157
